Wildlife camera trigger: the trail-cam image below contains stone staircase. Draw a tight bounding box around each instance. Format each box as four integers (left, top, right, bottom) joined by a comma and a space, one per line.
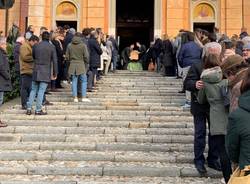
0, 71, 221, 184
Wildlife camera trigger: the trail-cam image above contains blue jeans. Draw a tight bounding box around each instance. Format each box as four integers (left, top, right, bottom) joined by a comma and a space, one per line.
27, 81, 48, 112
193, 114, 219, 166
0, 92, 4, 106
112, 55, 118, 71
71, 74, 87, 97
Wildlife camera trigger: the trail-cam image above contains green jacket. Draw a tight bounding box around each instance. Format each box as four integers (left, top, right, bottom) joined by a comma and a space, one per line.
226, 90, 250, 169
198, 66, 228, 135
66, 36, 89, 76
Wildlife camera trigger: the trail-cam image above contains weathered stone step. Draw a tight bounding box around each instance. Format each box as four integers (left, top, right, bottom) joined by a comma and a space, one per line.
0, 177, 222, 184
0, 127, 194, 136
0, 150, 196, 163
0, 142, 197, 152
6, 120, 193, 129
0, 161, 221, 178
1, 114, 193, 122
4, 109, 191, 116
0, 133, 194, 144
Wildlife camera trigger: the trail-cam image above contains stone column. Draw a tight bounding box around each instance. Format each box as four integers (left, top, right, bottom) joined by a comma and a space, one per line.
154, 0, 162, 38
28, 0, 46, 35
108, 0, 116, 36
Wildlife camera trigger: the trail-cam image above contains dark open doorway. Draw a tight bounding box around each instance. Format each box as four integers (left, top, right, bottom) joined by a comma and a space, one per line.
193, 22, 215, 33
116, 0, 154, 51
56, 21, 77, 30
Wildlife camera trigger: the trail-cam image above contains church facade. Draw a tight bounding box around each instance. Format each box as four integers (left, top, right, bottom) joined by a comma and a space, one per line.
0, 0, 249, 40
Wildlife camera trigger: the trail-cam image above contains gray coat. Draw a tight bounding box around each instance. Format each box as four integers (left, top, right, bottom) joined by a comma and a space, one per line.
32, 41, 58, 83
66, 36, 89, 75
198, 66, 228, 136
0, 49, 12, 92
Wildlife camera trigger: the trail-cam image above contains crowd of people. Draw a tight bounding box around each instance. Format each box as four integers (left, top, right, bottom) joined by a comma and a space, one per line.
1, 24, 250, 183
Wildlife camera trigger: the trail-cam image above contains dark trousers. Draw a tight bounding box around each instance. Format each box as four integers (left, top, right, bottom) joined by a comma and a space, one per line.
213, 135, 232, 183
193, 114, 219, 166
20, 74, 32, 108
90, 67, 98, 86
87, 70, 94, 89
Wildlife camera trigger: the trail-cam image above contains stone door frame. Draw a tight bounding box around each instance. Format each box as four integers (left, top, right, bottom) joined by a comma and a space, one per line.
52, 0, 82, 31
108, 0, 162, 39
190, 0, 219, 31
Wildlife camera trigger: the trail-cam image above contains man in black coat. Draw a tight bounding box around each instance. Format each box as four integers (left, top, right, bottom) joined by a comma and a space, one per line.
88, 31, 102, 88
0, 36, 11, 127
184, 61, 220, 174
26, 32, 58, 115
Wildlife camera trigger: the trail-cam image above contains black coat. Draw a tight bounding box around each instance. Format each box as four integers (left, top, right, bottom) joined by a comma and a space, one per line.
184, 62, 209, 115
63, 32, 74, 54
161, 40, 175, 67
32, 41, 58, 83
88, 37, 102, 68
0, 49, 12, 92
13, 42, 21, 72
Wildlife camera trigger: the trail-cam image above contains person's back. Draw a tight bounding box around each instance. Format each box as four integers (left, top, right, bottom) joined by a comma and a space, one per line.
178, 41, 202, 68
227, 68, 250, 170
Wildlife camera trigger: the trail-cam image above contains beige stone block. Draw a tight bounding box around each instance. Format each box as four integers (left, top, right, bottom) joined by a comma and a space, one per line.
29, 0, 46, 6
226, 9, 242, 19
88, 8, 105, 18
227, 29, 241, 37
28, 6, 45, 17
167, 9, 183, 19
88, 0, 105, 7
167, 0, 184, 9
226, 19, 242, 29
167, 19, 184, 29
87, 18, 104, 29
227, 0, 242, 9
167, 29, 180, 38
28, 16, 45, 26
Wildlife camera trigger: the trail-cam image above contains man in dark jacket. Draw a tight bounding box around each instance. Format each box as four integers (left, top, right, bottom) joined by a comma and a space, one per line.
184, 61, 220, 174
109, 35, 119, 71
26, 32, 58, 115
88, 31, 102, 88
20, 35, 39, 109
0, 36, 11, 127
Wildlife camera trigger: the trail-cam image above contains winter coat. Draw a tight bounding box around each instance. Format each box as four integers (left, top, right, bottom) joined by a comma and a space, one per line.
226, 90, 250, 169
184, 62, 210, 116
0, 48, 12, 92
63, 32, 74, 54
66, 36, 89, 76
197, 66, 228, 135
161, 39, 175, 67
13, 42, 22, 72
178, 41, 202, 68
88, 37, 103, 68
32, 41, 58, 83
229, 68, 249, 112
19, 41, 33, 75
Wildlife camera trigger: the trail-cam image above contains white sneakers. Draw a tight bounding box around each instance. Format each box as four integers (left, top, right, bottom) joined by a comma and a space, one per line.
73, 97, 91, 103
73, 98, 79, 103
81, 98, 91, 102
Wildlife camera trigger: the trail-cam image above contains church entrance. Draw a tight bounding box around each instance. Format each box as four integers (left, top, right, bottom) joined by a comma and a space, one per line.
193, 22, 215, 33
56, 21, 77, 30
116, 0, 154, 51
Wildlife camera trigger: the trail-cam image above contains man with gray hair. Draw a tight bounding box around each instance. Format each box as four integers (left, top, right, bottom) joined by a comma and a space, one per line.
0, 36, 12, 127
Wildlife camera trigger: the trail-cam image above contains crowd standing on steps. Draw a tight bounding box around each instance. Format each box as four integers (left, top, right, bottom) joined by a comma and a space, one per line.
0, 24, 250, 183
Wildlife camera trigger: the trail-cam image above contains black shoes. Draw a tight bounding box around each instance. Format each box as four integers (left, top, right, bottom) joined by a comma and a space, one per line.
26, 110, 32, 115
35, 111, 47, 115
208, 162, 222, 171
195, 164, 207, 175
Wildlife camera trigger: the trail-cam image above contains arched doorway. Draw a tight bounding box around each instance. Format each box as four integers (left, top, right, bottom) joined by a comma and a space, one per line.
54, 1, 78, 30
191, 2, 217, 32
116, 0, 154, 50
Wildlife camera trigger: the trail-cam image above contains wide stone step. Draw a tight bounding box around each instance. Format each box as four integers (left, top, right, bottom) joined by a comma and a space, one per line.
6, 120, 193, 129
0, 161, 221, 178
0, 133, 194, 144
0, 142, 198, 152
0, 127, 194, 136
0, 150, 196, 163
2, 114, 193, 122
4, 109, 191, 116
0, 177, 222, 184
